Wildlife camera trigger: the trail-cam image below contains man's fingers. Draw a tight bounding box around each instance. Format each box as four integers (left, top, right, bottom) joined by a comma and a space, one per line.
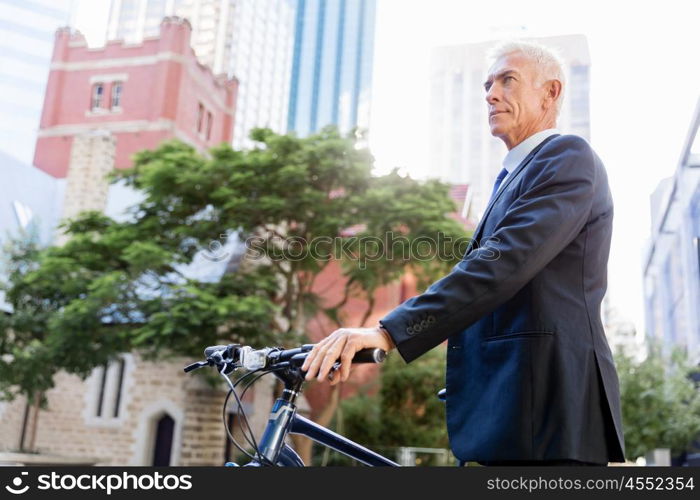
337, 340, 357, 384
301, 340, 322, 372
317, 337, 345, 381
302, 336, 332, 376
302, 328, 364, 382
303, 344, 327, 380
304, 335, 338, 380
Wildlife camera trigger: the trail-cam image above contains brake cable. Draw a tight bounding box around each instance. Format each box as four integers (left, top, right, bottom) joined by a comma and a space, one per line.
221, 365, 287, 466
220, 365, 271, 465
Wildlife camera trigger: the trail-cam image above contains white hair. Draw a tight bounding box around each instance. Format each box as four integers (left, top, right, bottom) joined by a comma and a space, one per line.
486, 40, 566, 114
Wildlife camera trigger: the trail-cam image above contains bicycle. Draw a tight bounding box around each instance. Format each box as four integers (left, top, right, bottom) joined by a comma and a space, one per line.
184, 343, 401, 466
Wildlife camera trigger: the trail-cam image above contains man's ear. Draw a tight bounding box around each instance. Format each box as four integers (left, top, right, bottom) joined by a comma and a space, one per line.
543, 79, 562, 110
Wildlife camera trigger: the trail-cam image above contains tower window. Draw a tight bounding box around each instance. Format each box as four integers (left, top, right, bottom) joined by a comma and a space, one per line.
111, 82, 123, 109
197, 103, 204, 132
91, 83, 104, 110
206, 111, 213, 140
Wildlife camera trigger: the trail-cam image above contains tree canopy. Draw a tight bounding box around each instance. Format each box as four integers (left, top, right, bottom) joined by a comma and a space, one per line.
0, 127, 470, 401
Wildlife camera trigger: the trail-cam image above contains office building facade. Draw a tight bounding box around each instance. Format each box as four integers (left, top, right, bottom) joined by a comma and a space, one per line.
643, 100, 700, 361
227, 0, 294, 149
287, 0, 377, 136
0, 0, 75, 164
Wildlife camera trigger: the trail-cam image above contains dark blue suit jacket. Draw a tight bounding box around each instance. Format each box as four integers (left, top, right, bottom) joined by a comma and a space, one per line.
380, 134, 625, 463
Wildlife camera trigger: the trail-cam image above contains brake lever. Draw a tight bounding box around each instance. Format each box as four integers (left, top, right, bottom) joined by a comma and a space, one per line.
184, 360, 210, 373
184, 354, 239, 375
328, 362, 341, 381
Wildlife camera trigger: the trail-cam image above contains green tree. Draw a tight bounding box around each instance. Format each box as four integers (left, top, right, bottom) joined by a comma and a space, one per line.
0, 212, 279, 402
0, 126, 468, 411
616, 342, 700, 460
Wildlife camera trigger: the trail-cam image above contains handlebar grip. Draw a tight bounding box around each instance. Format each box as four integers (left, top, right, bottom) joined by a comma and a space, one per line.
184, 361, 207, 373
351, 348, 386, 364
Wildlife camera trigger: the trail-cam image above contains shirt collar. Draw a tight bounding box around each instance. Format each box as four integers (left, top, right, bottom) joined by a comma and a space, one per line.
502, 128, 560, 173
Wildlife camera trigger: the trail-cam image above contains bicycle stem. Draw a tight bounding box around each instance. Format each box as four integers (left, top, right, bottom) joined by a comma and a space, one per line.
255, 364, 305, 464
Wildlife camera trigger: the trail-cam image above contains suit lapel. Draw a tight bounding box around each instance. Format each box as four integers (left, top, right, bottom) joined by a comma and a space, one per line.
467, 134, 560, 252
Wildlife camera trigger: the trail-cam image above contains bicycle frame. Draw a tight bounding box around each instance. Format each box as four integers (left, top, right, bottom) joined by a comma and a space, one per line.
238, 364, 399, 467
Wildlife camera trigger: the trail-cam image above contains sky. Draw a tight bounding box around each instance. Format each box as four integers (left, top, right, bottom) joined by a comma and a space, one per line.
72, 0, 700, 337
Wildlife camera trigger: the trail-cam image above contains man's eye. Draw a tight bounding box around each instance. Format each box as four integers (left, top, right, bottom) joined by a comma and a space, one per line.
504, 76, 515, 83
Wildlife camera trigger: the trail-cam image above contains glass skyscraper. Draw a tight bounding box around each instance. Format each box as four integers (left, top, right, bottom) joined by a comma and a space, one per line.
644, 101, 700, 361
287, 0, 376, 136
0, 0, 75, 164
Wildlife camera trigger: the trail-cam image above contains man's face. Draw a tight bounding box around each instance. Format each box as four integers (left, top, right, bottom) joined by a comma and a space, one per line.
484, 52, 550, 149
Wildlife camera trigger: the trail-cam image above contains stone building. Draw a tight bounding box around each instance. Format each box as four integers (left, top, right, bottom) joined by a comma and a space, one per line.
0, 16, 240, 466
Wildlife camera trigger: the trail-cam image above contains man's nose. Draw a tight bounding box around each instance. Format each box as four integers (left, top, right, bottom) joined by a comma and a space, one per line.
485, 84, 500, 105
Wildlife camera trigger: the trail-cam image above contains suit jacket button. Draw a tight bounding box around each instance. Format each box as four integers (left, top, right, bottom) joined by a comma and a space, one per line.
428, 315, 436, 323
407, 327, 414, 335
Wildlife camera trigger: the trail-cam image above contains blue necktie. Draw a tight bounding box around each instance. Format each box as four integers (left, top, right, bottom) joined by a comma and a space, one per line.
489, 167, 509, 203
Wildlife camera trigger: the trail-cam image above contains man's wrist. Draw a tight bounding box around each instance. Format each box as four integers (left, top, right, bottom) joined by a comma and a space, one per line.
377, 324, 396, 351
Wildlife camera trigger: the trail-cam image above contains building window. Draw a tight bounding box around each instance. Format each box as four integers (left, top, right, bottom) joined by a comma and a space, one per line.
93, 355, 128, 419
91, 83, 104, 110
113, 357, 126, 417
95, 362, 108, 417
197, 103, 205, 133
206, 111, 213, 140
152, 414, 175, 466
111, 82, 123, 109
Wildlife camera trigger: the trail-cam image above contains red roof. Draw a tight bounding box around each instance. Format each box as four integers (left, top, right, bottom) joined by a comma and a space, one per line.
448, 184, 476, 230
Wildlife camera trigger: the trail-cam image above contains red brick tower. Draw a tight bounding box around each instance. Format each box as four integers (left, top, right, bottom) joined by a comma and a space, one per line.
32, 17, 237, 231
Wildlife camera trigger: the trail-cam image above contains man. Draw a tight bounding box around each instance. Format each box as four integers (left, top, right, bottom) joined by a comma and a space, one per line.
302, 41, 625, 466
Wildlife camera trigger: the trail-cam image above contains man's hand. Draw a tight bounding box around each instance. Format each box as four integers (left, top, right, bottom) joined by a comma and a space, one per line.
301, 326, 395, 385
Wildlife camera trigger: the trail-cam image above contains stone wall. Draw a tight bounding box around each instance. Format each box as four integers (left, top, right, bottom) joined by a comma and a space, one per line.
56, 131, 116, 244
0, 353, 277, 466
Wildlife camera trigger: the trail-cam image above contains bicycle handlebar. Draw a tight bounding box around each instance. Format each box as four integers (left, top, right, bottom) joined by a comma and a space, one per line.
184, 343, 386, 374
183, 343, 389, 466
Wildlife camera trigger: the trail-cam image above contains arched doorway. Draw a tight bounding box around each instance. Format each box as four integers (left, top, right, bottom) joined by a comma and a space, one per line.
152, 413, 175, 466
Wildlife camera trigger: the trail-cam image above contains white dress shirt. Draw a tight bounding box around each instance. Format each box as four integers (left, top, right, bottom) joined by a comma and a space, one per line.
498, 128, 560, 192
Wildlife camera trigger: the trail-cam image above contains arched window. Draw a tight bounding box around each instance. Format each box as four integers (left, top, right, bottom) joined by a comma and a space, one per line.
91, 83, 104, 110
152, 413, 175, 466
134, 401, 183, 465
